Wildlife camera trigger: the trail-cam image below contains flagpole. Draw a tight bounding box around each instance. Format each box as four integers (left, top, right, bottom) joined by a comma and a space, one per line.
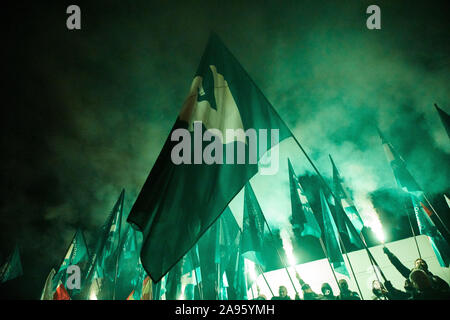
112, 190, 125, 300
336, 233, 364, 299
192, 267, 204, 300
235, 224, 275, 297
318, 237, 341, 290
286, 132, 387, 284
329, 154, 387, 283
222, 42, 384, 288
254, 263, 275, 297
258, 211, 299, 297
400, 189, 422, 259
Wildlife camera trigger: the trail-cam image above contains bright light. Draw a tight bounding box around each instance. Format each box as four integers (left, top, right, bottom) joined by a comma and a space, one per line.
89, 291, 98, 300
245, 258, 257, 282
355, 197, 386, 243
280, 229, 296, 266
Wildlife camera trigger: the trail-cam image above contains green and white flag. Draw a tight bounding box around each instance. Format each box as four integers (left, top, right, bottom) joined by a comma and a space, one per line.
288, 158, 321, 239
127, 34, 293, 282
320, 190, 349, 277
52, 229, 90, 295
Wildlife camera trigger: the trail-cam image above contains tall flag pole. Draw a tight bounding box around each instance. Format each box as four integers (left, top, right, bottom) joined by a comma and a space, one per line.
320, 190, 364, 299
231, 207, 274, 297
434, 104, 450, 139
243, 182, 299, 296
288, 158, 340, 290
126, 33, 296, 283
377, 127, 422, 257
329, 155, 383, 284
329, 155, 364, 245
377, 128, 450, 267
260, 98, 386, 278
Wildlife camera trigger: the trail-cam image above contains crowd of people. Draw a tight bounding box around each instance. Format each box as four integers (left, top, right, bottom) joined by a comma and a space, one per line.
251, 247, 450, 300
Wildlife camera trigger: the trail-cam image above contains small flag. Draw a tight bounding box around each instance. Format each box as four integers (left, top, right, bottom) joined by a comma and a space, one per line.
288, 158, 321, 239
40, 269, 56, 300
411, 192, 450, 267
84, 189, 125, 298
0, 245, 23, 283
241, 182, 266, 266
320, 190, 349, 277
52, 229, 90, 295
377, 128, 421, 192
330, 155, 365, 240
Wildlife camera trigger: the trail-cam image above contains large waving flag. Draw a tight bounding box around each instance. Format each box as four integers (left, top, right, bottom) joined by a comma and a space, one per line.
52, 229, 90, 297
85, 189, 125, 299
127, 34, 293, 282
434, 104, 450, 139
378, 129, 450, 267
0, 245, 23, 283
288, 158, 321, 239
411, 192, 450, 267
329, 155, 364, 248
320, 190, 349, 277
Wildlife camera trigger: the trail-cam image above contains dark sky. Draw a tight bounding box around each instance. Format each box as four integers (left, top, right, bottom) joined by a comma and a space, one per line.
2, 0, 450, 299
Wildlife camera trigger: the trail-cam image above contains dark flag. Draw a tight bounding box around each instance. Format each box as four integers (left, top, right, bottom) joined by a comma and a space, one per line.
84, 189, 125, 299
116, 225, 143, 300
287, 158, 321, 239
411, 192, 450, 267
434, 104, 450, 139
52, 229, 90, 298
127, 34, 293, 282
377, 128, 421, 192
0, 245, 23, 283
329, 155, 364, 249
378, 129, 450, 267
320, 190, 349, 277
241, 182, 266, 266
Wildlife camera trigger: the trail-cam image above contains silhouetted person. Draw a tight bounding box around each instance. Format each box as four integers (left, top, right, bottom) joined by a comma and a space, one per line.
271, 285, 291, 300
337, 279, 360, 300
294, 272, 321, 300
408, 269, 450, 300
381, 279, 413, 300
372, 280, 388, 300
383, 246, 449, 293
320, 283, 337, 300
251, 286, 267, 300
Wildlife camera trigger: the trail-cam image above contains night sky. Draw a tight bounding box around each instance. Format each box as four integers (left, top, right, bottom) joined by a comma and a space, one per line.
2, 0, 450, 299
